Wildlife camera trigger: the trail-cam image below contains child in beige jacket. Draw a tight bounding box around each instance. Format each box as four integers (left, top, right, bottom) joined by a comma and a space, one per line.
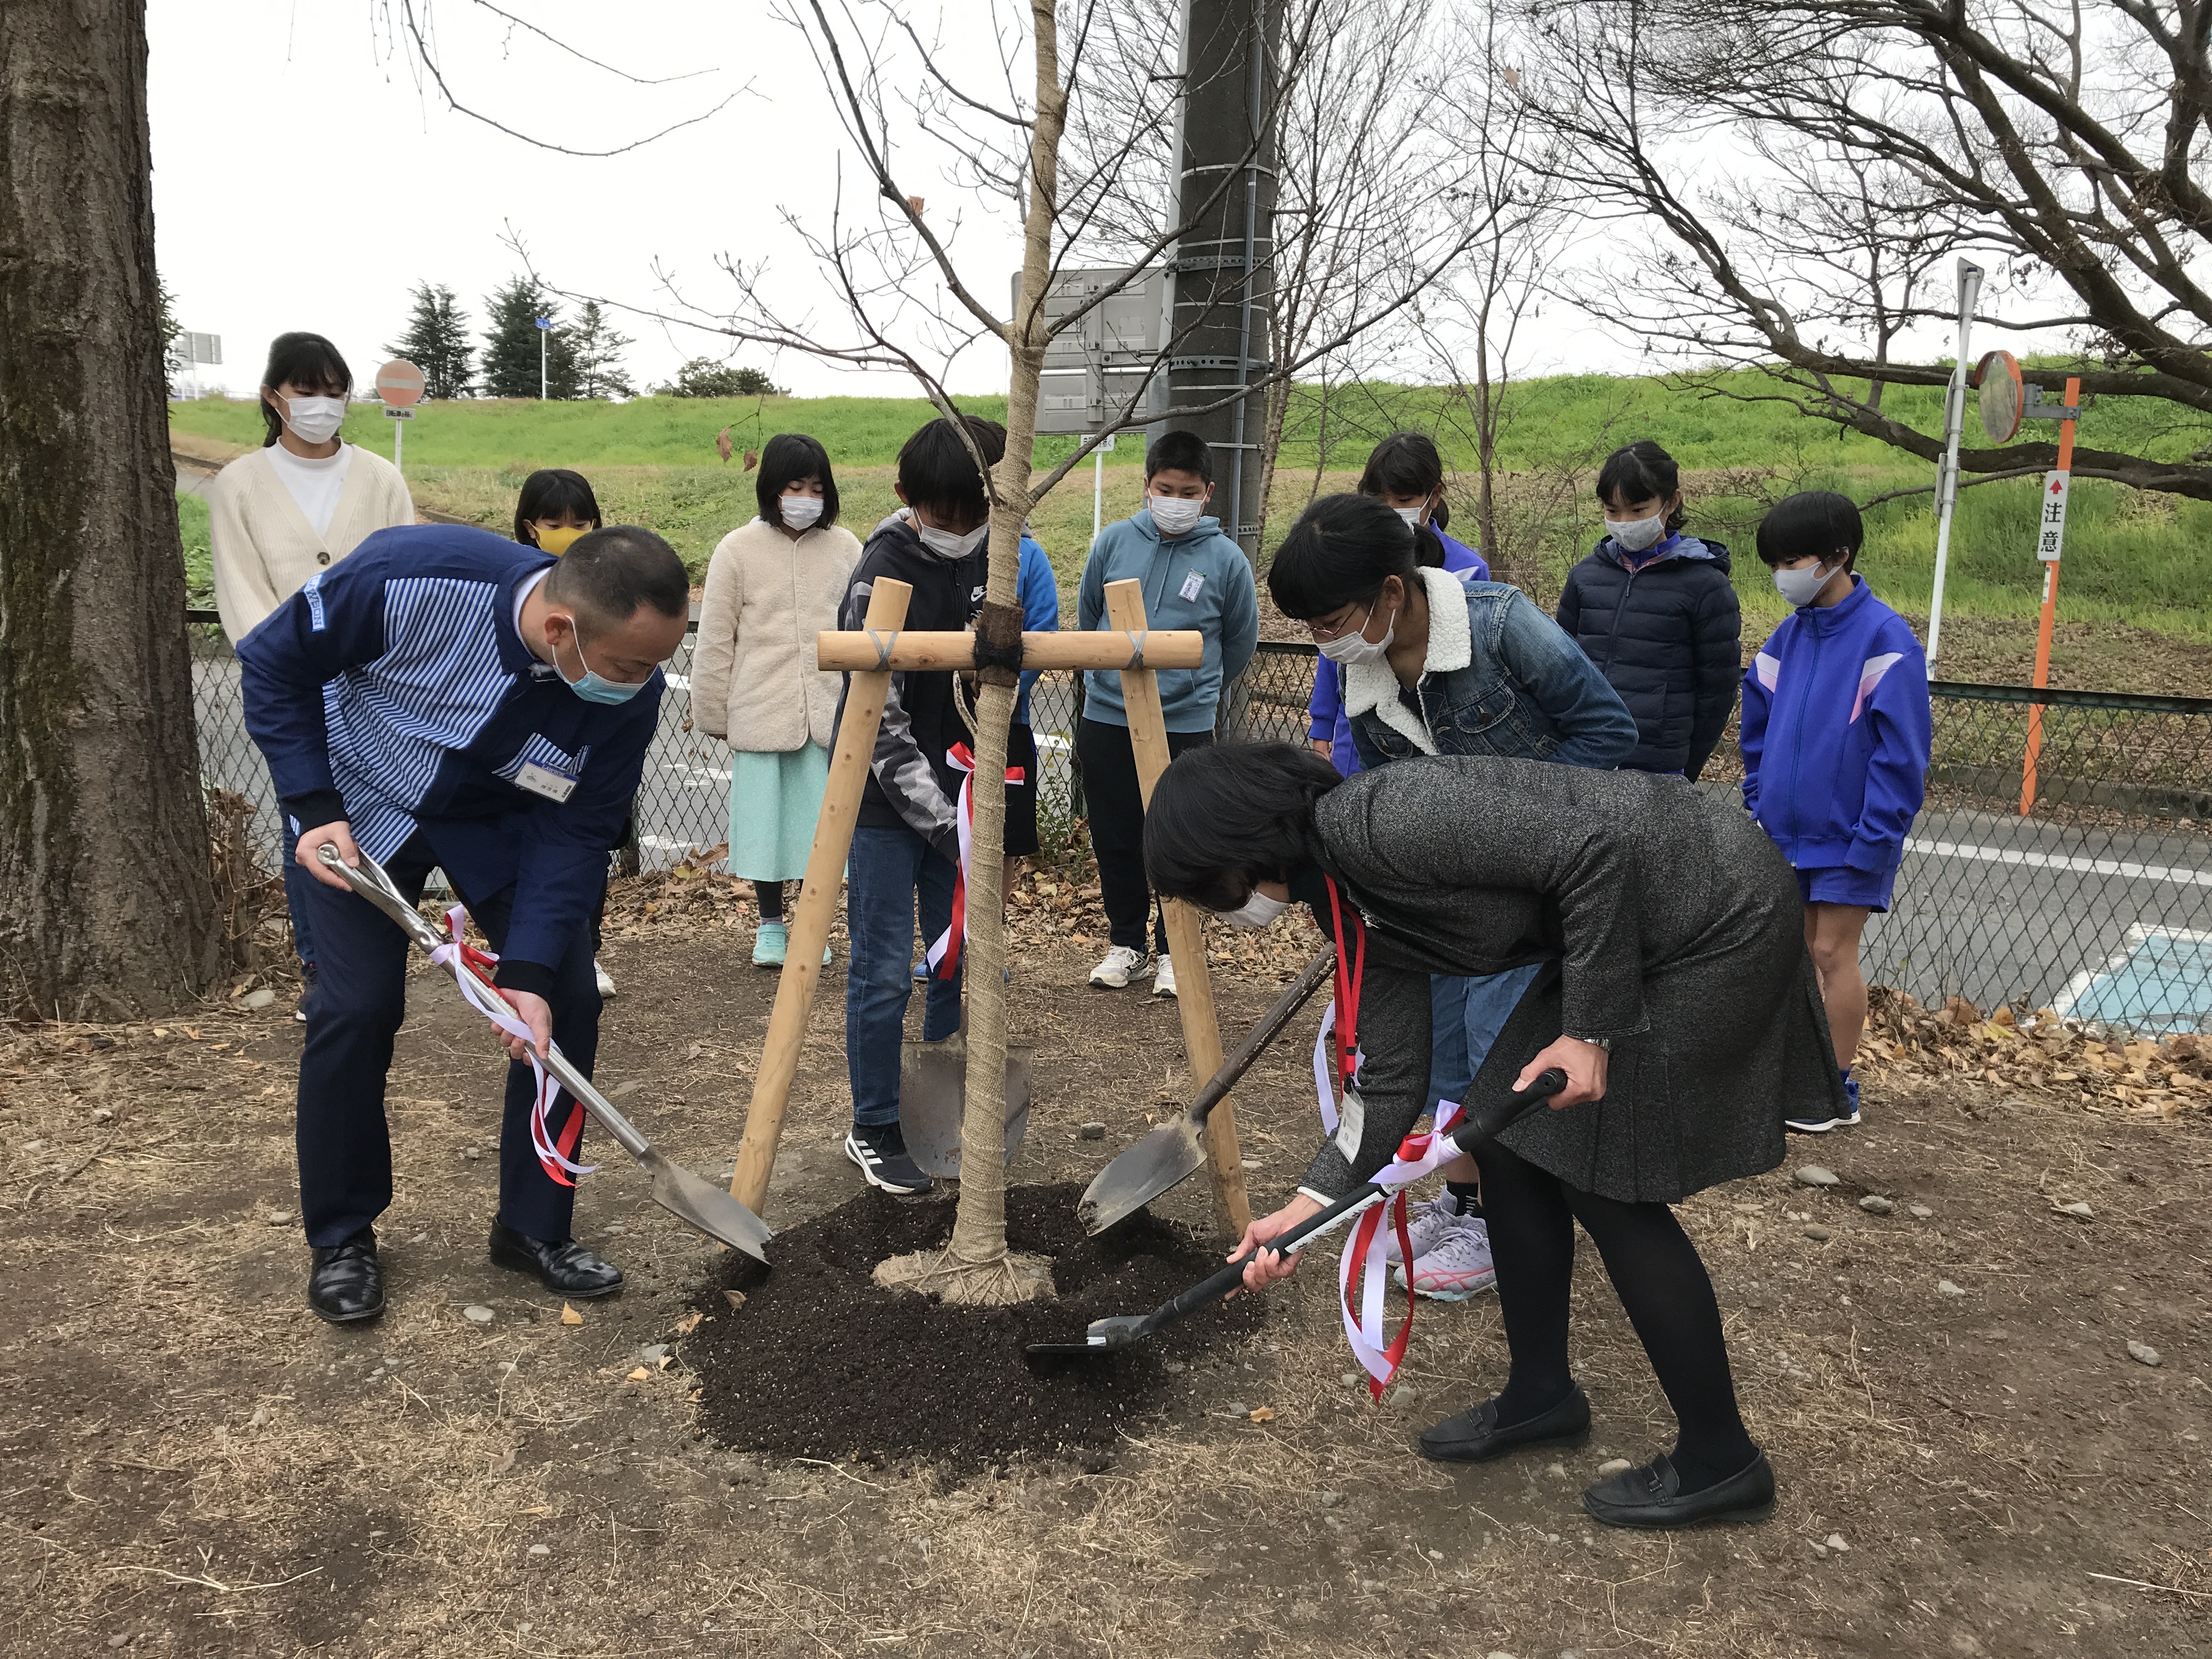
690, 433, 862, 966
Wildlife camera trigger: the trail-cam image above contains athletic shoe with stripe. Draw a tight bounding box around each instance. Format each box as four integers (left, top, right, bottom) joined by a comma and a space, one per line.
1394, 1214, 1498, 1301
844, 1122, 934, 1195
1384, 1189, 1475, 1266
1786, 1075, 1861, 1133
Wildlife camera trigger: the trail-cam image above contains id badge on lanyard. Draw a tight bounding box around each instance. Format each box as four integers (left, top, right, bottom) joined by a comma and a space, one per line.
514, 759, 579, 803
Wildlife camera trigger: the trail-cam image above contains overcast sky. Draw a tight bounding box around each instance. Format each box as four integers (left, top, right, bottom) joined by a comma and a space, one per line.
147, 1, 1040, 398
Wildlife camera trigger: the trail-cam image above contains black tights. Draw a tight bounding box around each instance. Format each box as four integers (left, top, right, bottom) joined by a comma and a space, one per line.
756, 881, 783, 922
1477, 1141, 1757, 1489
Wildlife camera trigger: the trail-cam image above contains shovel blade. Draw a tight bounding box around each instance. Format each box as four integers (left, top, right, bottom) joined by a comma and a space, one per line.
899, 1031, 1032, 1178
1076, 1119, 1206, 1234
641, 1150, 774, 1261
1024, 1314, 1150, 1358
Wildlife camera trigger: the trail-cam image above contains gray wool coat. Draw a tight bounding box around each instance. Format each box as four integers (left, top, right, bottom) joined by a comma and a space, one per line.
1297, 755, 1842, 1205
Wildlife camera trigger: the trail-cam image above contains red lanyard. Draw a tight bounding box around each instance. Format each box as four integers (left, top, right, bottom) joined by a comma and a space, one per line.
1325, 876, 1365, 1091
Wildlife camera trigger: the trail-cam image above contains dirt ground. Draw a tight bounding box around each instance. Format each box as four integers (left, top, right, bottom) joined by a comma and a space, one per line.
3, 881, 2208, 1658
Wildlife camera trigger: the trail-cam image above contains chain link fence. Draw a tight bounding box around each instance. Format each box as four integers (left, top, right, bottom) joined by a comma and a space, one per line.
189, 614, 2212, 1034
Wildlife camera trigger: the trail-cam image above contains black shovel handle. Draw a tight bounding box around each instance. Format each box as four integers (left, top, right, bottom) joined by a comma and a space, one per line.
1140, 1066, 1571, 1337
1185, 945, 1336, 1129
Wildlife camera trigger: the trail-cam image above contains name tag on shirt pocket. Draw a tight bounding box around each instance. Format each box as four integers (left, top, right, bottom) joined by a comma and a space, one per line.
514, 760, 579, 803
1178, 571, 1205, 602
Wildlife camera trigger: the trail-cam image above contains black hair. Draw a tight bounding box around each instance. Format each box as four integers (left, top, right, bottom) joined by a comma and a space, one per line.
896, 415, 1006, 524
1358, 431, 1454, 567
543, 526, 690, 639
1146, 428, 1214, 486
1756, 490, 1864, 573
1595, 439, 1686, 533
1266, 493, 1419, 620
756, 432, 840, 531
1144, 743, 1343, 912
514, 469, 604, 545
258, 331, 352, 448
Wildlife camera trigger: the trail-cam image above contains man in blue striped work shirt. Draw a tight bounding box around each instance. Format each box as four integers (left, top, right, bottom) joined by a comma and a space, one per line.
240, 522, 690, 1324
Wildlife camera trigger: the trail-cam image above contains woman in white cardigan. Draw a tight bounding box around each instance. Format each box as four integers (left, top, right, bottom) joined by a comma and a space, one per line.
690, 434, 863, 967
208, 332, 414, 641
206, 333, 415, 1013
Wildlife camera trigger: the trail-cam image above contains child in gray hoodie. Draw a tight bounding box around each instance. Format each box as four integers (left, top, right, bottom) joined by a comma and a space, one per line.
1074, 430, 1259, 997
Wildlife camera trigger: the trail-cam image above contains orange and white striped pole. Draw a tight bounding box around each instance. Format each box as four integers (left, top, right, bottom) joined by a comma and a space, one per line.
2019, 375, 2081, 816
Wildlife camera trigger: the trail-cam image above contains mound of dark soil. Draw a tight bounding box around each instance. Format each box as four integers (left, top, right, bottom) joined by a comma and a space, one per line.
687, 1183, 1260, 1472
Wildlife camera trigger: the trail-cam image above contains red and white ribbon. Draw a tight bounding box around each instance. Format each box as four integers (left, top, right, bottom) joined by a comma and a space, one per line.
429, 906, 594, 1187
1336, 1098, 1469, 1396
923, 741, 1025, 982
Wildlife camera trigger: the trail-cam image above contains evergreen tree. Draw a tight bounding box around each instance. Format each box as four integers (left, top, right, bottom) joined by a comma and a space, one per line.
384, 282, 475, 399
479, 276, 578, 399
651, 358, 786, 397
568, 300, 635, 400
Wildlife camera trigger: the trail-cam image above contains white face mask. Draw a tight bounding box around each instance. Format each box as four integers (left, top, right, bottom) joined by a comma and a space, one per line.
1149, 493, 1206, 537
1218, 890, 1289, 930
779, 494, 825, 529
1393, 506, 1425, 529
1773, 561, 1837, 607
914, 519, 988, 560
1316, 595, 1396, 667
1605, 512, 1668, 552
279, 394, 347, 444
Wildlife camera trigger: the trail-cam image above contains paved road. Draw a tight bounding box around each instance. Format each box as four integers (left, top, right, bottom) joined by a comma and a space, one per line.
191, 637, 2211, 1033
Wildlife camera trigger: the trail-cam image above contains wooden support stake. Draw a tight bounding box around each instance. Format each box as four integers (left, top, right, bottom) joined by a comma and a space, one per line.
730, 577, 913, 1215
1103, 577, 1251, 1238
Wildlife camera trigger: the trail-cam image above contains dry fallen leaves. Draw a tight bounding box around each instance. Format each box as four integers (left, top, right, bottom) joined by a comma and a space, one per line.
721, 1289, 747, 1311
625, 1367, 651, 1383
672, 1310, 706, 1336
1248, 1406, 1277, 1423
560, 1302, 584, 1327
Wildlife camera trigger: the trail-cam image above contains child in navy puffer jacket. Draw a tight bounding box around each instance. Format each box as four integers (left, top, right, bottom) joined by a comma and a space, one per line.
1742, 492, 1931, 1132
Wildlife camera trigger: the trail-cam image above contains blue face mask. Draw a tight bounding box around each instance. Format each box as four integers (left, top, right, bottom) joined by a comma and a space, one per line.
554, 626, 647, 705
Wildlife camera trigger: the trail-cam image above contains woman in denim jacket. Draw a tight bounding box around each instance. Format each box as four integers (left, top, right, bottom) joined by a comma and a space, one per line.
1268, 493, 1637, 1301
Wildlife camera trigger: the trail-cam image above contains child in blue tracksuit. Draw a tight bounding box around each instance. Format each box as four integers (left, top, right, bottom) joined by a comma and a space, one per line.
1742, 492, 1932, 1132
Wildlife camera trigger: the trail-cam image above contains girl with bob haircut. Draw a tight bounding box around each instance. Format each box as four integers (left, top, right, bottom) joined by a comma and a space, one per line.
1742, 490, 1930, 1133
691, 433, 863, 966
1554, 440, 1742, 780
207, 331, 415, 1017
514, 468, 603, 556
1143, 741, 1848, 1531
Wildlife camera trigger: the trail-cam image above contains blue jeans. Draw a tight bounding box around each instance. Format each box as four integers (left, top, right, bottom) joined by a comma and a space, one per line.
280, 831, 319, 967
845, 823, 963, 1128
1426, 964, 1545, 1113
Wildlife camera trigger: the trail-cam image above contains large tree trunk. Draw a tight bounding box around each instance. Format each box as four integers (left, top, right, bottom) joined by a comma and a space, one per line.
0, 0, 220, 1019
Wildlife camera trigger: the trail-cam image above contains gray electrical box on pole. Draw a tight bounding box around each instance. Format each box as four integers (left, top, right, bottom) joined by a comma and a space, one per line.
1014, 267, 1169, 437
1159, 0, 1278, 562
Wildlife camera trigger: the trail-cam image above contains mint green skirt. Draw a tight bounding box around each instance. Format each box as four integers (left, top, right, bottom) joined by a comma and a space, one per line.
726, 743, 830, 883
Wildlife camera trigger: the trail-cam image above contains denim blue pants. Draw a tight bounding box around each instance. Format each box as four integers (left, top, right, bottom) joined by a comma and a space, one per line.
1425, 964, 1545, 1113
845, 823, 963, 1128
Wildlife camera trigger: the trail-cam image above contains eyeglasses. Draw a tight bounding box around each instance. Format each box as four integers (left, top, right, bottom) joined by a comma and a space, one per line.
1305, 603, 1372, 644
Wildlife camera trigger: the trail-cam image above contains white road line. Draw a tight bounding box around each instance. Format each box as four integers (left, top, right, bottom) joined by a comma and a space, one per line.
1908, 838, 2212, 888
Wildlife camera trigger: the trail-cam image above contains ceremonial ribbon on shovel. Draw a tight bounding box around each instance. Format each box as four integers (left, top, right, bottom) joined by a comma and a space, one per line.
923, 740, 1026, 982
427, 907, 594, 1186
1338, 1099, 1474, 1396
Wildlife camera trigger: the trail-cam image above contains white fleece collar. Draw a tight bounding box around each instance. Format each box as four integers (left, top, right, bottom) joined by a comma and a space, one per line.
1341, 566, 1472, 756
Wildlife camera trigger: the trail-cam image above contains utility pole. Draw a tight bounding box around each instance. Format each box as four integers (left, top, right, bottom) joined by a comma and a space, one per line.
535, 315, 551, 400
1159, 0, 1278, 567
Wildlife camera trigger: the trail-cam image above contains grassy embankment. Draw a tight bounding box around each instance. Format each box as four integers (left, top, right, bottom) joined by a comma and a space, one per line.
170, 370, 2212, 653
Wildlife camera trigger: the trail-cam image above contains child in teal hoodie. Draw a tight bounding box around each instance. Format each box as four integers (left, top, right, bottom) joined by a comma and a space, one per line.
1075, 430, 1259, 997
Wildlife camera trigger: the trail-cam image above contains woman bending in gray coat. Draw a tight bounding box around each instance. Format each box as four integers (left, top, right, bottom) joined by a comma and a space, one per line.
1144, 743, 1848, 1530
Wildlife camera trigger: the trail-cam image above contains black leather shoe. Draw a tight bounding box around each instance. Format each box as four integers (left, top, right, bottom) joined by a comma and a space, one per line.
307, 1230, 385, 1323
1418, 1384, 1591, 1463
1582, 1450, 1776, 1530
488, 1220, 624, 1298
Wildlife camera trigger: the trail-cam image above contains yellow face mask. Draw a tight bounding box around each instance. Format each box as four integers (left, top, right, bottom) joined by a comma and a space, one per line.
534, 523, 591, 557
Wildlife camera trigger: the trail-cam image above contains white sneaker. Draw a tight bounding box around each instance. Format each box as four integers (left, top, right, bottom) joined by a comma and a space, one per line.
594, 958, 617, 997
1152, 953, 1177, 998
1394, 1214, 1497, 1301
1088, 945, 1152, 989
1383, 1189, 1471, 1265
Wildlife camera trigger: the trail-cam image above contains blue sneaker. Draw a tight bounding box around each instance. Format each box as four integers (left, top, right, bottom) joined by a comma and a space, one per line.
1787, 1074, 1861, 1134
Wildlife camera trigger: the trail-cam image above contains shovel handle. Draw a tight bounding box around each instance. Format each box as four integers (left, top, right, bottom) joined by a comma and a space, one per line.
1185, 945, 1335, 1128
1142, 1066, 1572, 1335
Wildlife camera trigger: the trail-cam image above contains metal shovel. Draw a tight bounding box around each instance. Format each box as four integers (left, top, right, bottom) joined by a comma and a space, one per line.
1028, 1068, 1567, 1357
315, 844, 773, 1261
899, 1012, 1031, 1179
1076, 946, 1335, 1234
